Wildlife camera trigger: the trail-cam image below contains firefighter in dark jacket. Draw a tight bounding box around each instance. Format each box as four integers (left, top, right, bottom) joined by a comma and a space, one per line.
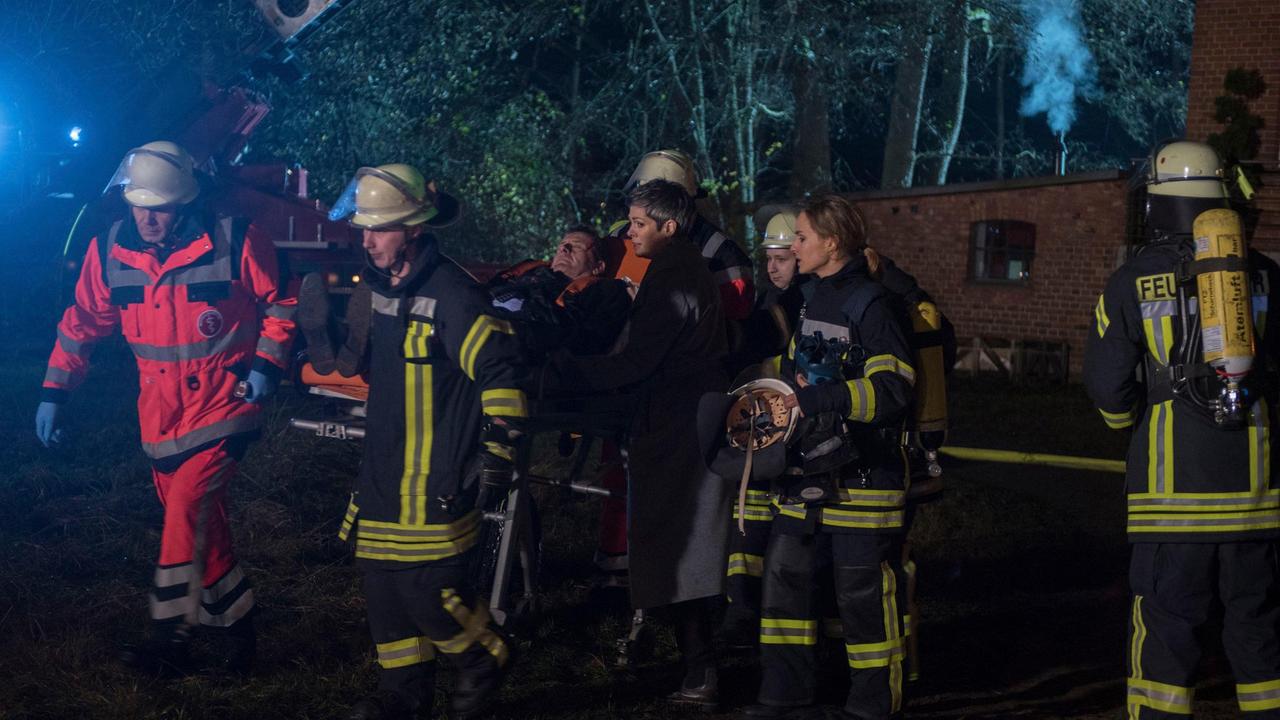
722, 207, 807, 647
552, 179, 732, 707
35, 140, 296, 675
329, 164, 523, 720
1084, 140, 1280, 718
745, 195, 915, 720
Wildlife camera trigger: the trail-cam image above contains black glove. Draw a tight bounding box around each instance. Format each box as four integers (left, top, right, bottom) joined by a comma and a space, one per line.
470, 450, 514, 511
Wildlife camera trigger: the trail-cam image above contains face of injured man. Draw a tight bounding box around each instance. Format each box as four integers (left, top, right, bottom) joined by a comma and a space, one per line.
550, 230, 604, 279
765, 247, 798, 291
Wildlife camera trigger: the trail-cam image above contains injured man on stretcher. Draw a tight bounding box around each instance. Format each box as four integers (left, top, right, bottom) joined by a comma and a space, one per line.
295, 223, 632, 386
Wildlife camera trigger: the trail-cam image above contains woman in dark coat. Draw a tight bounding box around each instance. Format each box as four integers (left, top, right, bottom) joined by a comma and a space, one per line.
556, 179, 731, 707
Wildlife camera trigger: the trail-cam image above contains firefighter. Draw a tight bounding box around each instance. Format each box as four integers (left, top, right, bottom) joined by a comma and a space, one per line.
744, 194, 915, 720
722, 208, 806, 648
1084, 140, 1280, 718
550, 179, 732, 707
328, 164, 523, 720
34, 140, 297, 674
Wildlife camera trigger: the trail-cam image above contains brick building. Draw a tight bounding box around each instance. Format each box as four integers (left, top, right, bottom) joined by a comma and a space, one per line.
844, 0, 1279, 379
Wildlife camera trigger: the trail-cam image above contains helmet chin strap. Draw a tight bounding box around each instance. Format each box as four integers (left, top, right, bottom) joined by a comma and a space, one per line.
363, 227, 421, 282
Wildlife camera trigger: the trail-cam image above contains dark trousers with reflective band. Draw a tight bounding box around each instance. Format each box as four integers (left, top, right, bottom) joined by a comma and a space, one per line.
725, 498, 773, 622
758, 530, 905, 719
149, 439, 254, 635
363, 554, 509, 712
1128, 542, 1280, 718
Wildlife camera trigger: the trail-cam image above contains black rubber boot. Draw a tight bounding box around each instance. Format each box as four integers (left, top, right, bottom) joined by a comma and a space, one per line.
298, 273, 337, 374
666, 667, 720, 711
336, 280, 373, 377
449, 646, 508, 720
347, 691, 416, 720
119, 636, 193, 679
222, 616, 257, 677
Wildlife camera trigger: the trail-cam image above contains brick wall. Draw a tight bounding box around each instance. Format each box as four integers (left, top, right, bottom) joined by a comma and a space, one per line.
850, 173, 1130, 379
1185, 0, 1280, 249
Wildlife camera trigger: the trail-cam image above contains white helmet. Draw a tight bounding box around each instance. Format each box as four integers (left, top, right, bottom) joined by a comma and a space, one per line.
329, 163, 460, 229
761, 209, 799, 250
1147, 141, 1228, 199
624, 149, 699, 197
106, 141, 200, 208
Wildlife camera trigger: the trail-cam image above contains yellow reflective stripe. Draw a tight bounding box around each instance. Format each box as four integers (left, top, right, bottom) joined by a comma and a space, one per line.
1100, 405, 1137, 429
436, 589, 510, 665
480, 388, 528, 418
1147, 401, 1173, 495
863, 354, 915, 385
1131, 595, 1146, 682
820, 506, 904, 530
772, 498, 808, 519
354, 526, 479, 562
766, 353, 782, 376
1127, 677, 1193, 715
356, 511, 480, 541
846, 637, 906, 668
836, 488, 906, 508
1127, 491, 1280, 513
726, 553, 764, 578
400, 358, 433, 524
744, 489, 772, 504
1095, 294, 1111, 338
338, 498, 358, 542
483, 441, 513, 461
1127, 512, 1280, 534
883, 560, 903, 712
376, 636, 435, 669
404, 320, 432, 359
1239, 679, 1280, 712
760, 618, 818, 645
1250, 397, 1270, 494
460, 316, 515, 381
846, 377, 877, 423
732, 505, 774, 522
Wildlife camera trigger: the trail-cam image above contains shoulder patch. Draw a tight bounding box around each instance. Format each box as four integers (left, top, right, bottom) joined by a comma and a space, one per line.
1136, 273, 1176, 302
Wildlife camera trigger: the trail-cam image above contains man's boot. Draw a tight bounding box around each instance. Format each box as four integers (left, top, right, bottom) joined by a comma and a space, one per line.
336, 280, 373, 377
347, 691, 416, 720
222, 616, 257, 677
665, 666, 720, 710
119, 629, 193, 678
450, 646, 508, 720
298, 273, 338, 374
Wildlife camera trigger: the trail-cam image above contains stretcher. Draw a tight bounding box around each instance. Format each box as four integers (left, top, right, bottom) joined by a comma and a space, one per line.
289, 364, 633, 625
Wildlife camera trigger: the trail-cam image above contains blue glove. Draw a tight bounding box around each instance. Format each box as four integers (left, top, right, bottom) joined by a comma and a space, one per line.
242, 369, 277, 404
35, 401, 64, 448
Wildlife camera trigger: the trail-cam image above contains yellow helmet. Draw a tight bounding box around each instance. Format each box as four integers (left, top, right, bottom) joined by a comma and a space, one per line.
624, 149, 699, 197
1147, 141, 1228, 199
761, 209, 798, 250
106, 141, 199, 208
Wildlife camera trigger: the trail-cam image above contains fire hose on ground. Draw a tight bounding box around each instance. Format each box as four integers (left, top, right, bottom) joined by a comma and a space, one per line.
940, 446, 1125, 474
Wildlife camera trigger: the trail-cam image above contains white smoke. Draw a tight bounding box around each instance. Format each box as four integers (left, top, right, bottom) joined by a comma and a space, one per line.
1018, 0, 1098, 136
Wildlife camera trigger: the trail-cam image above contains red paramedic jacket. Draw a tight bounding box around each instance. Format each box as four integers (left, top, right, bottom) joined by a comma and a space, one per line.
42, 214, 297, 460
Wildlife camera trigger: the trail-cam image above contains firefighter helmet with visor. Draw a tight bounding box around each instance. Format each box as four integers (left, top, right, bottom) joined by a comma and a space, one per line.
106, 141, 200, 208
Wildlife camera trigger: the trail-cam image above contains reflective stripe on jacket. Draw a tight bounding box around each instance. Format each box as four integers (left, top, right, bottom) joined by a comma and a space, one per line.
1084, 242, 1280, 542
43, 215, 297, 459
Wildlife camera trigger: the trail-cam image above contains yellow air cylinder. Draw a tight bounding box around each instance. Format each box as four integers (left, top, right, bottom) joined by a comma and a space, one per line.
910, 300, 948, 435
1193, 208, 1254, 378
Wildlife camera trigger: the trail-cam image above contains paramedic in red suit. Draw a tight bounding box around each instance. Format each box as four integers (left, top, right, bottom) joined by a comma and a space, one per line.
35, 141, 297, 675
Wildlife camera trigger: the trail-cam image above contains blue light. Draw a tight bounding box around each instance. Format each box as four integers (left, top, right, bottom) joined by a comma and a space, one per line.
69, 126, 82, 144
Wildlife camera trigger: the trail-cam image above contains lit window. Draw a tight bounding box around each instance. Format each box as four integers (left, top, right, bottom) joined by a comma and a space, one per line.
970, 220, 1035, 283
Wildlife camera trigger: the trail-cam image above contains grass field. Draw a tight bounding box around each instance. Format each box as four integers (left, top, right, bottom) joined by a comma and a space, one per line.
0, 333, 1251, 719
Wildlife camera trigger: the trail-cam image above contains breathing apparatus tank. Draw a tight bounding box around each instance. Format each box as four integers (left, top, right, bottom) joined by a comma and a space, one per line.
907, 299, 947, 476
1191, 208, 1254, 425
